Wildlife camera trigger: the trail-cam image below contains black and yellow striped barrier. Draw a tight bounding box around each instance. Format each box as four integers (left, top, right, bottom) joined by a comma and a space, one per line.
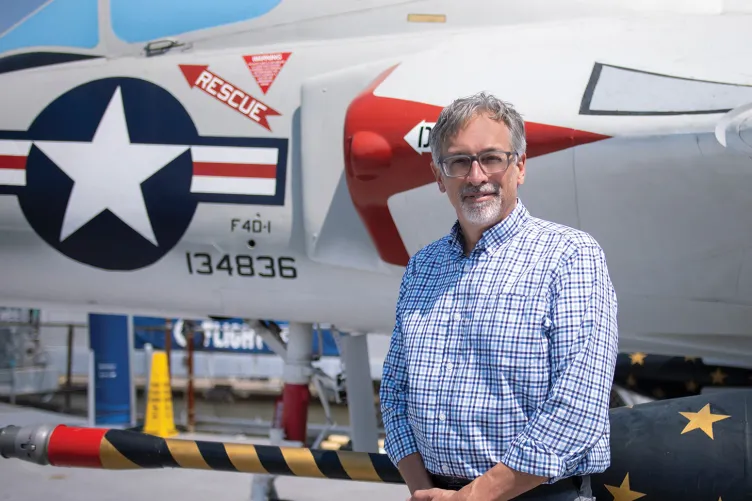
0, 423, 403, 483
1, 390, 751, 500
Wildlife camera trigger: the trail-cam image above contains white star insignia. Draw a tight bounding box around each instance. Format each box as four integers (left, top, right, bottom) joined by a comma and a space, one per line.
34, 86, 188, 245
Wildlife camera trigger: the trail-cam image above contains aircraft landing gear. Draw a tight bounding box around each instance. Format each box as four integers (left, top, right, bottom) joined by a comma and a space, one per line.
247, 322, 381, 500
335, 330, 379, 453
249, 322, 315, 501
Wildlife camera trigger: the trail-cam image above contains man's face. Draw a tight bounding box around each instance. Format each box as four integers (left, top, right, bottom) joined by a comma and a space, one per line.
432, 113, 526, 229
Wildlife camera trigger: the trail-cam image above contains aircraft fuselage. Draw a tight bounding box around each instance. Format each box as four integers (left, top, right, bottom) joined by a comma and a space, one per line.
2, 13, 752, 365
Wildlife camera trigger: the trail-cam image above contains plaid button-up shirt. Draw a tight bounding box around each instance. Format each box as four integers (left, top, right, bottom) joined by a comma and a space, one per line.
379, 200, 618, 483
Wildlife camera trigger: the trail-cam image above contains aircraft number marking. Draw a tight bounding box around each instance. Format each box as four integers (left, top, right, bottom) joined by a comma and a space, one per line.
186, 252, 297, 279
231, 217, 271, 233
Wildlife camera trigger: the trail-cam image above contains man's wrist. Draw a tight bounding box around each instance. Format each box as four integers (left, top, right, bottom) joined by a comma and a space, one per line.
397, 452, 435, 494
456, 462, 547, 501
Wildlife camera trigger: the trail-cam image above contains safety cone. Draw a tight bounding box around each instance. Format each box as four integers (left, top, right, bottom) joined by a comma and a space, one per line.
143, 351, 178, 438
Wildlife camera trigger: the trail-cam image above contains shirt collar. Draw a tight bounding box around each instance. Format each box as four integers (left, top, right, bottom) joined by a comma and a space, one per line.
448, 198, 529, 256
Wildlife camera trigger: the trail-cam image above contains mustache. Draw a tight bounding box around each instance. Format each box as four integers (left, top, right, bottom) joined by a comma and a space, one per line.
460, 183, 500, 197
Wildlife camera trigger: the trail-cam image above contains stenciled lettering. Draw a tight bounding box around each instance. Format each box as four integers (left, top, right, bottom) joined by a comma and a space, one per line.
251, 54, 282, 62
187, 66, 278, 130
206, 76, 223, 96
419, 125, 432, 148
186, 252, 297, 279
173, 320, 268, 351
195, 70, 213, 89
231, 216, 272, 234
217, 82, 233, 102
228, 89, 244, 108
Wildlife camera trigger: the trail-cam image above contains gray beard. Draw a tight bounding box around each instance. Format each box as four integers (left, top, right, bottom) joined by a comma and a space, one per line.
461, 193, 503, 225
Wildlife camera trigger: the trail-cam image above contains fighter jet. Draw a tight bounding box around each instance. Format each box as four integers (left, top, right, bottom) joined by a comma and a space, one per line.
3, 0, 752, 455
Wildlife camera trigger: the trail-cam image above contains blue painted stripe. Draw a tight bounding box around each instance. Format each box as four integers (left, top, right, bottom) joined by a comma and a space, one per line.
0, 0, 99, 54
110, 0, 282, 44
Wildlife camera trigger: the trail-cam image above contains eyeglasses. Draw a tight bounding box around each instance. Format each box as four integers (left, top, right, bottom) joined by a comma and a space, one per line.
438, 150, 518, 178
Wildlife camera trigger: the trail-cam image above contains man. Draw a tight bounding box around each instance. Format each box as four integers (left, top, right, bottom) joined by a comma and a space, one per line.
379, 92, 618, 501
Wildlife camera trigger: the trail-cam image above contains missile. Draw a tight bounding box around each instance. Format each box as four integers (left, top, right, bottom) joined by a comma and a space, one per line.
613, 352, 752, 399
1, 390, 750, 500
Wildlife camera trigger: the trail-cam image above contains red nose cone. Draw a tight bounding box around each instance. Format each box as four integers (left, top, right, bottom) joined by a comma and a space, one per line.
344, 66, 611, 267
348, 131, 393, 180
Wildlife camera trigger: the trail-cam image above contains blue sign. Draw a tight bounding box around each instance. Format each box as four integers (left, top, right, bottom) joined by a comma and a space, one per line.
132, 317, 341, 357
88, 313, 132, 426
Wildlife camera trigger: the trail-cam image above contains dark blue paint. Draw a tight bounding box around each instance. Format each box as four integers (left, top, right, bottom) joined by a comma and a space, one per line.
0, 52, 101, 75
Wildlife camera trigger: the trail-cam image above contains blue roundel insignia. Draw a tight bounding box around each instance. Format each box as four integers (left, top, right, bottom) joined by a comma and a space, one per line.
0, 77, 288, 271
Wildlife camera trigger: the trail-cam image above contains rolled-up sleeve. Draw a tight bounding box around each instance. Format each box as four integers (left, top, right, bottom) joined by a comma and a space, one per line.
380, 260, 419, 466
500, 243, 619, 481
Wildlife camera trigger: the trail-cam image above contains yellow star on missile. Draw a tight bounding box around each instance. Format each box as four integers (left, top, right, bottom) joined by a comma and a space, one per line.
629, 352, 647, 365
710, 367, 727, 385
604, 473, 646, 501
685, 379, 698, 392
679, 403, 730, 439
684, 356, 698, 362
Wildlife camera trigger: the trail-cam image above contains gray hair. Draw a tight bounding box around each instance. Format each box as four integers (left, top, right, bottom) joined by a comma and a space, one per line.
429, 92, 527, 167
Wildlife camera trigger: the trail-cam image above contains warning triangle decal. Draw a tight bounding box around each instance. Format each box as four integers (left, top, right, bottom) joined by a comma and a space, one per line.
242, 52, 292, 94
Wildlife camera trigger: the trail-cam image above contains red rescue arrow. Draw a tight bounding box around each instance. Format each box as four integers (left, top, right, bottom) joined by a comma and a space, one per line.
179, 64, 281, 131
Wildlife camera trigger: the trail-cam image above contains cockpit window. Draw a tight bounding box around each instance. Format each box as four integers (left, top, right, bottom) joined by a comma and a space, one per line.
0, 0, 99, 55
0, 0, 283, 56
110, 0, 282, 43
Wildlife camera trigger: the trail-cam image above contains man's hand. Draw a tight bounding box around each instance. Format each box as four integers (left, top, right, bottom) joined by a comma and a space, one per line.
409, 487, 460, 501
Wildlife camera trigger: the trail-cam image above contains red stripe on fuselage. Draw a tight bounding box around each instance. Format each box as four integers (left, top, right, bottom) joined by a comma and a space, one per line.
192, 162, 276, 178
0, 155, 26, 170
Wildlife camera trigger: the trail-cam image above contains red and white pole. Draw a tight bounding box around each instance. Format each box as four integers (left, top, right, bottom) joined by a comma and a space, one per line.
279, 322, 313, 444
